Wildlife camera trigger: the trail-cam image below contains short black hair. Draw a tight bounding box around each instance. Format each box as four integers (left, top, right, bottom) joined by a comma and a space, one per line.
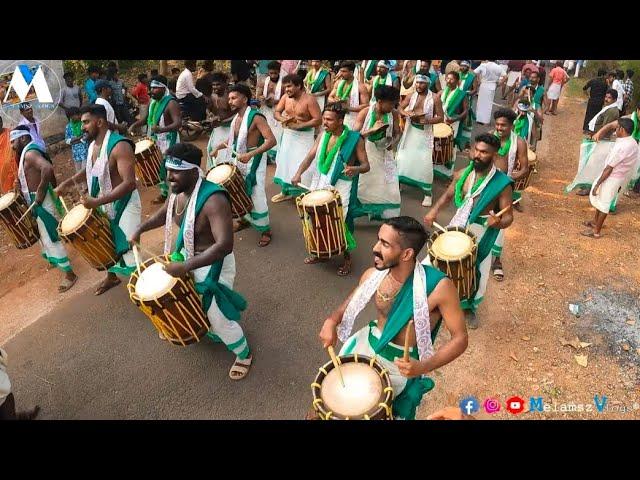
88, 65, 100, 74
210, 72, 228, 84
383, 216, 428, 256
229, 83, 253, 101
626, 69, 634, 78
597, 68, 607, 76
151, 68, 159, 75
606, 88, 618, 100
170, 68, 180, 74
267, 61, 281, 71
13, 125, 31, 134
80, 104, 108, 120
616, 69, 625, 80
282, 74, 303, 87
137, 73, 147, 82
152, 75, 168, 86
618, 117, 634, 135
374, 85, 400, 103
166, 142, 202, 166
63, 72, 74, 80
323, 102, 346, 120
339, 61, 356, 72
67, 106, 80, 117
185, 60, 197, 70
474, 133, 501, 151
493, 108, 517, 124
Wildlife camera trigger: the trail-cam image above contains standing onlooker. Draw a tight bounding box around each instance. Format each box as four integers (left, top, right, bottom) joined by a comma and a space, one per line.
544, 61, 569, 115
18, 102, 45, 148
502, 59, 525, 100
622, 69, 635, 114
256, 60, 272, 86
230, 60, 252, 85
84, 65, 101, 104
611, 70, 626, 114
279, 60, 300, 76
582, 68, 609, 133
131, 73, 150, 134
107, 66, 132, 125
64, 107, 89, 172
196, 60, 215, 97
176, 60, 207, 121
59, 72, 82, 118
167, 67, 181, 96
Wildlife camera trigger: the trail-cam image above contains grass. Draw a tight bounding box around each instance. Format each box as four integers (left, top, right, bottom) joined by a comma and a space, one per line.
565, 77, 588, 99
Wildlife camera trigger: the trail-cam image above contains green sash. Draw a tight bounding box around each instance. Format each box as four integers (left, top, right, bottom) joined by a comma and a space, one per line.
441, 86, 465, 118
233, 110, 266, 197
365, 61, 378, 80
367, 109, 390, 142
531, 85, 545, 110
173, 180, 248, 318
90, 133, 136, 258
371, 264, 446, 420
29, 186, 64, 242
336, 79, 354, 100
148, 95, 178, 191
514, 114, 531, 141
632, 111, 639, 141
429, 71, 438, 93
306, 69, 329, 94
459, 71, 476, 93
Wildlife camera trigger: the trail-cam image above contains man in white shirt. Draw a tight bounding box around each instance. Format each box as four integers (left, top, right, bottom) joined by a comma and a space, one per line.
176, 60, 208, 121
94, 80, 124, 132
611, 70, 625, 113
474, 60, 506, 124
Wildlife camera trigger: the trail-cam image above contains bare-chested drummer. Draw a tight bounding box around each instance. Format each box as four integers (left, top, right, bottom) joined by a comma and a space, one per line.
206, 72, 236, 169
271, 74, 322, 203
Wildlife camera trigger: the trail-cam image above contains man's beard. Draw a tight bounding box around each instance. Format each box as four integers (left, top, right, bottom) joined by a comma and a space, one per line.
473, 158, 491, 172
373, 252, 399, 270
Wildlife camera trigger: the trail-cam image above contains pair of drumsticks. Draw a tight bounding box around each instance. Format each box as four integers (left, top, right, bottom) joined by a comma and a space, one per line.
430, 198, 521, 233
16, 190, 72, 225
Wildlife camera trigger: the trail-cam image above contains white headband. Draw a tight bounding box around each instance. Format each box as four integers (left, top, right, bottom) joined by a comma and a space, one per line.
150, 80, 168, 89
165, 155, 203, 174
415, 74, 430, 84
9, 129, 31, 142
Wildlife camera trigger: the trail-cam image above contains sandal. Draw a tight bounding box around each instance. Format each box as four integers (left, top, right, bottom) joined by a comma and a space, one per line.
58, 274, 78, 293
271, 193, 293, 203
492, 267, 504, 282
580, 230, 602, 238
258, 231, 272, 247
337, 260, 352, 276
582, 220, 595, 228
229, 355, 253, 380
94, 277, 121, 296
304, 256, 324, 265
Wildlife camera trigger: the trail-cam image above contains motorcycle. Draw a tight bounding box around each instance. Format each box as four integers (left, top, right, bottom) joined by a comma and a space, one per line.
178, 98, 213, 142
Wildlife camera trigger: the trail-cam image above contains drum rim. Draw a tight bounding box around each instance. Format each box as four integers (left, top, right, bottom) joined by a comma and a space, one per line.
311, 354, 393, 420
299, 188, 337, 207
0, 191, 19, 211
427, 226, 478, 261
206, 162, 236, 183
59, 204, 93, 235
433, 122, 454, 137
134, 137, 157, 154
132, 257, 180, 301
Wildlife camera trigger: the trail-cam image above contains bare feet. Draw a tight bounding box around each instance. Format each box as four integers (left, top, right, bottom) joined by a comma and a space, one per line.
233, 218, 251, 233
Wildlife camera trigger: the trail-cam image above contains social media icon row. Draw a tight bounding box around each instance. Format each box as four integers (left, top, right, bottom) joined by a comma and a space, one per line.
459, 396, 526, 415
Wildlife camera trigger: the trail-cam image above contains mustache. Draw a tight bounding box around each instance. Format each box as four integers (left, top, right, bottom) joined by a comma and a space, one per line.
373, 252, 383, 260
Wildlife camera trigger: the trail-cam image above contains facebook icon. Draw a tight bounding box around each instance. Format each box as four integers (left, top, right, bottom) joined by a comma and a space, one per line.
459, 396, 480, 415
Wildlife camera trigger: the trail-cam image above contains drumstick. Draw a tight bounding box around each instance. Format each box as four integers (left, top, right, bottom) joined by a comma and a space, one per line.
403, 320, 414, 362
16, 202, 36, 224
327, 345, 345, 388
59, 196, 69, 213
132, 244, 142, 276
480, 198, 522, 218
296, 182, 311, 191
432, 221, 448, 234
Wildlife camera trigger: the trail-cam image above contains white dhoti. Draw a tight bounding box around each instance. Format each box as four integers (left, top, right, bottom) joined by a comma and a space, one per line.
476, 81, 496, 124
492, 229, 505, 257
192, 253, 250, 360
344, 112, 358, 130
356, 139, 401, 220
242, 151, 270, 233
206, 124, 231, 169
565, 140, 615, 192
434, 121, 459, 181
590, 175, 627, 214
0, 348, 10, 407
107, 189, 142, 276
273, 128, 316, 195
397, 123, 433, 196
315, 95, 326, 112
34, 189, 72, 272
547, 83, 562, 101
260, 105, 282, 158
506, 71, 520, 87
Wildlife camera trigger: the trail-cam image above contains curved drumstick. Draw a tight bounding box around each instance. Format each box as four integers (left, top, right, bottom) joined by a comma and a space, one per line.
16, 202, 36, 224
432, 221, 448, 234
296, 182, 311, 191
132, 244, 142, 276
327, 345, 345, 388
403, 320, 414, 362
480, 198, 521, 219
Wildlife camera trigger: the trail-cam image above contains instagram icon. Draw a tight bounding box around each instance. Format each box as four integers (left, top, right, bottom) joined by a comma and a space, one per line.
484, 398, 501, 414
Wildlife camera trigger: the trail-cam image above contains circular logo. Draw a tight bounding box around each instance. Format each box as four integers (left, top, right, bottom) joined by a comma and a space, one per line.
459, 396, 480, 415
0, 60, 62, 125
483, 398, 501, 414
506, 396, 525, 414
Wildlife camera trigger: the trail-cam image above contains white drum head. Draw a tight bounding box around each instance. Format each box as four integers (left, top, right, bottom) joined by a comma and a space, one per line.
433, 123, 453, 138
527, 149, 537, 162
431, 230, 474, 260
135, 139, 154, 154
60, 204, 91, 234
135, 261, 178, 301
320, 362, 383, 417
301, 189, 335, 206
0, 191, 17, 211
207, 164, 234, 184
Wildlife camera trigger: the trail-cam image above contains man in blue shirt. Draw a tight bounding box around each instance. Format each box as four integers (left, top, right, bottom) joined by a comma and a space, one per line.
84, 65, 101, 104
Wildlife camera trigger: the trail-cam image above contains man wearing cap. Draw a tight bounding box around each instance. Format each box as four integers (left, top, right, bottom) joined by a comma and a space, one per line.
10, 126, 78, 292
55, 104, 140, 295
94, 80, 125, 133
131, 142, 253, 380
368, 61, 400, 104
129, 76, 181, 204
210, 83, 277, 247
397, 71, 444, 207
17, 102, 45, 149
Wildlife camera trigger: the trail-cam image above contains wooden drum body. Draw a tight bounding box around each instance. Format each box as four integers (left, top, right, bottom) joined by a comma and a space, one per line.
58, 205, 117, 271
134, 138, 163, 187
432, 123, 454, 166
0, 191, 39, 249
311, 354, 394, 420
514, 149, 537, 191
296, 189, 347, 258
206, 163, 253, 219
428, 226, 478, 302
127, 256, 210, 346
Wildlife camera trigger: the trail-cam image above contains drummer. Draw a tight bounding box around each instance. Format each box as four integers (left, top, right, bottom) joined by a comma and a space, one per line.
490, 109, 529, 282
291, 101, 370, 276
318, 216, 468, 420
55, 104, 141, 295
424, 134, 514, 329
131, 143, 253, 380
435, 71, 469, 181
129, 76, 182, 205
210, 83, 277, 247
10, 127, 78, 292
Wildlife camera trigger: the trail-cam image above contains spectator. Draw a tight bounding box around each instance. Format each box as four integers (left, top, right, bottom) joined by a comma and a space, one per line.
64, 107, 89, 172
231, 60, 252, 85
167, 67, 180, 95
611, 70, 625, 113
196, 60, 215, 97
623, 69, 634, 114
544, 61, 569, 115
85, 65, 101, 104
582, 68, 609, 133
176, 60, 207, 121
59, 72, 82, 118
131, 73, 150, 134
106, 66, 132, 125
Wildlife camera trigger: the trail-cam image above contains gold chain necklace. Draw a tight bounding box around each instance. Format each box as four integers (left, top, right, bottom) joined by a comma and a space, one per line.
175, 194, 191, 216
376, 276, 402, 303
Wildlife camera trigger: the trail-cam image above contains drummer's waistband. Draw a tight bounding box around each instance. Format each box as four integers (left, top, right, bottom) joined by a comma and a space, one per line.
367, 321, 419, 362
